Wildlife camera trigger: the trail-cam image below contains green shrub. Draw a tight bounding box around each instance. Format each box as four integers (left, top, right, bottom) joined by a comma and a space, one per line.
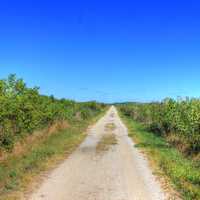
118, 98, 200, 156
0, 74, 106, 150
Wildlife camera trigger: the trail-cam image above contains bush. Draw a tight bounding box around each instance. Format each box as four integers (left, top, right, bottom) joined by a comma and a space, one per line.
118, 98, 200, 156
0, 75, 106, 150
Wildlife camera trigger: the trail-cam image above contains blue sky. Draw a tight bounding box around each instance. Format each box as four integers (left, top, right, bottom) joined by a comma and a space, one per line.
0, 0, 200, 102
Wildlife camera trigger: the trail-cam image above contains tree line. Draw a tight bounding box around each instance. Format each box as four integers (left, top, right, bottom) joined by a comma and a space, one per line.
118, 98, 200, 156
0, 74, 106, 150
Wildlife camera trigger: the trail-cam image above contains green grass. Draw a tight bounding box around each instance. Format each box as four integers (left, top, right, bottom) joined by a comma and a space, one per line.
0, 110, 106, 200
119, 112, 200, 200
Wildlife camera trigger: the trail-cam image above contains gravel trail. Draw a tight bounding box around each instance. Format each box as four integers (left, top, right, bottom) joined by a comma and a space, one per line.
28, 106, 166, 200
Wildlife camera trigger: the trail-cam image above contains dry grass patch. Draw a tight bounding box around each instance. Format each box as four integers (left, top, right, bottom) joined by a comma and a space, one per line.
0, 121, 69, 162
96, 134, 117, 154
105, 123, 116, 131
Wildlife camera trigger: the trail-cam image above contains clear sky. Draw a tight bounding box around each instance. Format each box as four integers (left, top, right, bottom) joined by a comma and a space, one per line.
0, 0, 200, 103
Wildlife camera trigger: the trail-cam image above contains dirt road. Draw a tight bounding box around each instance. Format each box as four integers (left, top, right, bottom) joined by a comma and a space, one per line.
28, 106, 166, 200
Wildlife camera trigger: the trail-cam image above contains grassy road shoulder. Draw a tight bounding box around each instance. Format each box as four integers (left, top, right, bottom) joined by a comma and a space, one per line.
119, 111, 200, 200
0, 110, 107, 200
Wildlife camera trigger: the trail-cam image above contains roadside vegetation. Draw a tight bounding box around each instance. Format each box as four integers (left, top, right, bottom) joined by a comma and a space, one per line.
0, 74, 106, 151
0, 74, 106, 199
118, 99, 200, 157
118, 100, 200, 200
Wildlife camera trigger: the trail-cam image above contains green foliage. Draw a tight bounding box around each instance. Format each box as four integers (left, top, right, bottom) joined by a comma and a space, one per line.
0, 121, 87, 198
121, 115, 200, 200
0, 75, 106, 150
118, 98, 200, 155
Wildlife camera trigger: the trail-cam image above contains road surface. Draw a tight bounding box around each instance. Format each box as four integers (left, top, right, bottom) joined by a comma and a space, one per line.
28, 106, 166, 200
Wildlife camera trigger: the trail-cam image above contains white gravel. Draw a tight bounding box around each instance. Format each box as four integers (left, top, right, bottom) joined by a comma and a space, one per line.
28, 106, 166, 200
